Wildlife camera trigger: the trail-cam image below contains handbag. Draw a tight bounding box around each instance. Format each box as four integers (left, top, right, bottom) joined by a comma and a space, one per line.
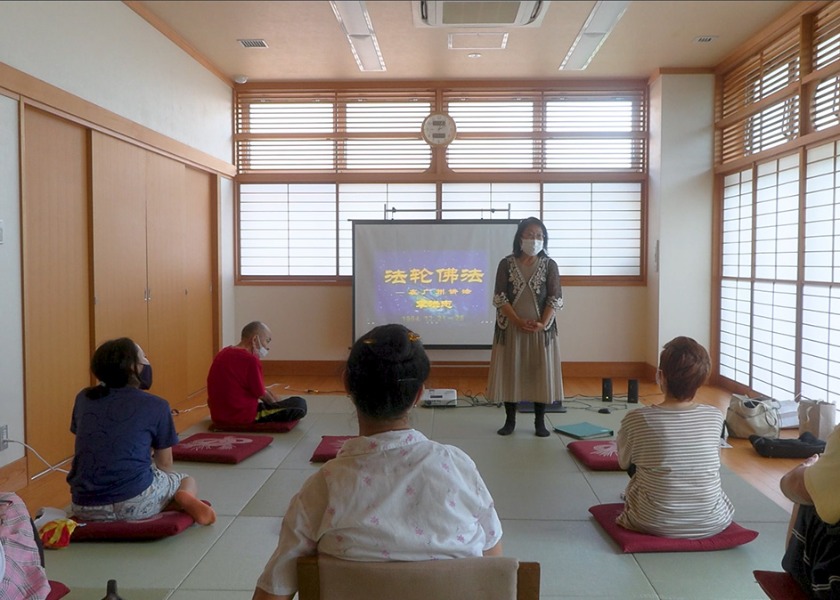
798, 399, 837, 441
749, 432, 826, 458
725, 394, 781, 439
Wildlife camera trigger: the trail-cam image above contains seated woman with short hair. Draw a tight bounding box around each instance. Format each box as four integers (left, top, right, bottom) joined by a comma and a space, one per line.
252, 324, 503, 600
616, 336, 734, 538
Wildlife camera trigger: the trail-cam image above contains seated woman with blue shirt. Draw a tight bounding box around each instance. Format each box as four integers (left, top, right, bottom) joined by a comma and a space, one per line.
67, 337, 215, 526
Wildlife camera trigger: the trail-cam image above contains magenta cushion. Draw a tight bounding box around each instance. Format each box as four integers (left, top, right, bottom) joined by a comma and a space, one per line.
567, 440, 621, 471
310, 435, 355, 462
172, 432, 272, 464
589, 503, 759, 553
46, 581, 70, 600
753, 570, 810, 600
71, 509, 197, 542
209, 419, 300, 433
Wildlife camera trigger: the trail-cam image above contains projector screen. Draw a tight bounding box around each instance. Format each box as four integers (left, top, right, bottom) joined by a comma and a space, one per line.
353, 220, 520, 348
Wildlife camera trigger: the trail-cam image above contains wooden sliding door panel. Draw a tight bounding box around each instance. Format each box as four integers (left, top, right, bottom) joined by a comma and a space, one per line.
183, 167, 216, 398
22, 107, 90, 471
145, 152, 187, 406
91, 132, 148, 348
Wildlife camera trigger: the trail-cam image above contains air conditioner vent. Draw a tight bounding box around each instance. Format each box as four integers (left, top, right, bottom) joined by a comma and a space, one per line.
238, 39, 268, 48
416, 1, 549, 28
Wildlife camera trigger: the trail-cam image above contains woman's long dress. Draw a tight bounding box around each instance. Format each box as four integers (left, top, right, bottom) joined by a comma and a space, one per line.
487, 258, 564, 405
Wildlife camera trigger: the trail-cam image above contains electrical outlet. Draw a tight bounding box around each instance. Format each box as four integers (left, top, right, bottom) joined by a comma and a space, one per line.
0, 425, 8, 451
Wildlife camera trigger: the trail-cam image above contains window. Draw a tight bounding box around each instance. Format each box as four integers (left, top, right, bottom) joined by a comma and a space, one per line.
236, 83, 647, 281
716, 4, 840, 408
717, 142, 840, 404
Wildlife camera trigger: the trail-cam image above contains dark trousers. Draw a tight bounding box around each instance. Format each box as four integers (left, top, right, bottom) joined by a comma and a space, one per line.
782, 503, 840, 599
256, 395, 308, 422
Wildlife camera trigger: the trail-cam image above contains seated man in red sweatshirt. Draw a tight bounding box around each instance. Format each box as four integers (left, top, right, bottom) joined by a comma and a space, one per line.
207, 321, 307, 427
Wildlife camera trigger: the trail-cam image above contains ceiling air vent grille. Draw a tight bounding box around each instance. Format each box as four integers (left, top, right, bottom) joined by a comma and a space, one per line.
238, 39, 268, 48
416, 0, 549, 28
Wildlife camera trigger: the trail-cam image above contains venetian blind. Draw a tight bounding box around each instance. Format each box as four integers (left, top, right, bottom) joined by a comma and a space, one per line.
718, 27, 800, 164
236, 88, 435, 173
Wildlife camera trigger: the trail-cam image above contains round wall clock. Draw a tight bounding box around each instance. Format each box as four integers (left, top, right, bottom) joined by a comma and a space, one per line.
421, 112, 457, 146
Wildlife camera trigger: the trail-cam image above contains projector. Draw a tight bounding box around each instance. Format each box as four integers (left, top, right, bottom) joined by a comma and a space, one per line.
421, 388, 458, 407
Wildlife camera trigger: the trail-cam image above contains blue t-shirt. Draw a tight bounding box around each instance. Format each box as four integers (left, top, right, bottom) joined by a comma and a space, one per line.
67, 386, 179, 506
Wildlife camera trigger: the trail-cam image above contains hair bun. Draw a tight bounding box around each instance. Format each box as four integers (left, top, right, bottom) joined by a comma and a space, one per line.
362, 324, 417, 363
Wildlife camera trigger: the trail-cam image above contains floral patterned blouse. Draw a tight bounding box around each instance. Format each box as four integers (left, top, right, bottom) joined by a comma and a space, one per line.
492, 254, 563, 343
256, 429, 502, 597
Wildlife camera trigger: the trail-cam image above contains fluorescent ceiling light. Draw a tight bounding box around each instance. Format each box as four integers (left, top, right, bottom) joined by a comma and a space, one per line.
330, 0, 386, 71
559, 0, 629, 70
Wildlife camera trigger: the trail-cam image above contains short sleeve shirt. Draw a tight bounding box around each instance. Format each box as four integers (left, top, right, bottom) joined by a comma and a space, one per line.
67, 386, 179, 505
206, 346, 265, 424
805, 424, 840, 524
616, 404, 734, 538
256, 429, 503, 596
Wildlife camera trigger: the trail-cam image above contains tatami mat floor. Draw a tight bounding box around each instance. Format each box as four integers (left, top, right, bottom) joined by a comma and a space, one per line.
43, 394, 789, 599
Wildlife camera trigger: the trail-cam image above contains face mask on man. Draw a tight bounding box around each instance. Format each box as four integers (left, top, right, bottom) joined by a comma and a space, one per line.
138, 363, 153, 390
257, 342, 269, 359
521, 239, 544, 257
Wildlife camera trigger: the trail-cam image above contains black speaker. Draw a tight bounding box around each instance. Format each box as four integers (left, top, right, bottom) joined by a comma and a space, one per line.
601, 378, 613, 402
628, 379, 639, 403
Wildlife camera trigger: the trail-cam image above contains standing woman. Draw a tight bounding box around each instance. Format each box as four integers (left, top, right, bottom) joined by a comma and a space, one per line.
488, 217, 564, 437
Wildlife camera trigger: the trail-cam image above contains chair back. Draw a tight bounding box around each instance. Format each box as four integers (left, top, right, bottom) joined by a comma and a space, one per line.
297, 555, 540, 600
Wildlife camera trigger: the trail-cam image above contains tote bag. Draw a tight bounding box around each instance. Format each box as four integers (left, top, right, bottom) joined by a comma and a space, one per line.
725, 394, 781, 439
798, 400, 837, 441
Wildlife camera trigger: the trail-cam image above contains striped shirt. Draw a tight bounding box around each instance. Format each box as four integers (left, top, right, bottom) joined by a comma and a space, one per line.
616, 404, 734, 538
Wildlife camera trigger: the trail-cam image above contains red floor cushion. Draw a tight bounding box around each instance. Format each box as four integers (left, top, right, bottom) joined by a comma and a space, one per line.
172, 432, 272, 464
753, 570, 810, 600
71, 509, 199, 542
209, 419, 300, 433
46, 581, 70, 600
310, 435, 355, 462
567, 440, 621, 471
589, 503, 758, 553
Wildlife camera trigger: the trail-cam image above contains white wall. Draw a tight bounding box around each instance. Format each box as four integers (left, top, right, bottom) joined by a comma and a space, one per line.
220, 176, 238, 347
648, 74, 715, 362
235, 281, 650, 363
0, 2, 234, 468
0, 94, 25, 465
0, 1, 232, 162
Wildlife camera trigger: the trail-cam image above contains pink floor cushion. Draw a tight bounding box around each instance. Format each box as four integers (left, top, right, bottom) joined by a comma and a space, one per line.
46, 581, 70, 600
589, 503, 759, 553
310, 435, 355, 462
71, 509, 199, 542
753, 570, 810, 600
567, 440, 621, 471
172, 432, 272, 464
209, 419, 300, 433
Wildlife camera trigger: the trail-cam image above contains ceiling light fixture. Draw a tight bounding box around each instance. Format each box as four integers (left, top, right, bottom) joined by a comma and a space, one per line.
330, 0, 386, 72
559, 0, 629, 71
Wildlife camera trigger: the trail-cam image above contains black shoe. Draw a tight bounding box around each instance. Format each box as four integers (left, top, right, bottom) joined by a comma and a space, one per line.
497, 402, 517, 436
534, 404, 550, 437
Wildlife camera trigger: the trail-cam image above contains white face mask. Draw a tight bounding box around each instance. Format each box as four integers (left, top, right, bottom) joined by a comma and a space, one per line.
521, 239, 543, 256
257, 341, 269, 359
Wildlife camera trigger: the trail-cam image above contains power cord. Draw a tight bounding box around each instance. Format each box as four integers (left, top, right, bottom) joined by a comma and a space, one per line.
461, 391, 496, 408
8, 439, 71, 474
171, 403, 208, 416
